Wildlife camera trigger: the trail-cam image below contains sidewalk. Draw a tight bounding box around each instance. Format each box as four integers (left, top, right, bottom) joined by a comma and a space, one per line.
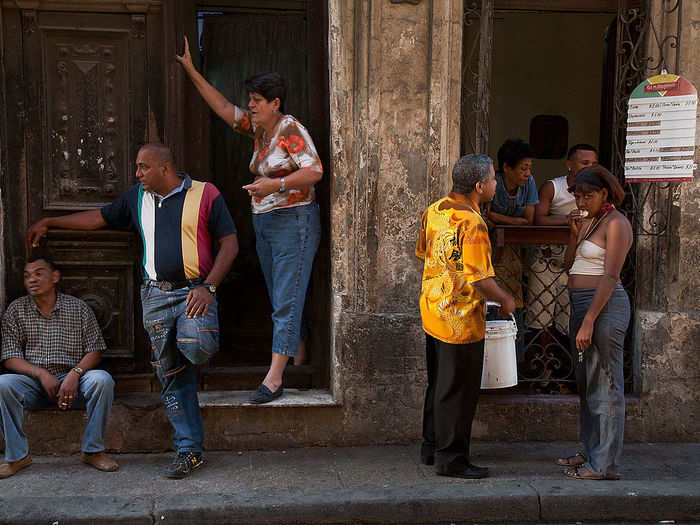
1, 441, 698, 525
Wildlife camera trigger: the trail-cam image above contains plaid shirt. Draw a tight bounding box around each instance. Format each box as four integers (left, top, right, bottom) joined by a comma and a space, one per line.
1, 292, 106, 376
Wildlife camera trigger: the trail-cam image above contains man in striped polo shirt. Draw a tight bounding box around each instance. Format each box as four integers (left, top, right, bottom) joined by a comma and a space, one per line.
27, 143, 238, 479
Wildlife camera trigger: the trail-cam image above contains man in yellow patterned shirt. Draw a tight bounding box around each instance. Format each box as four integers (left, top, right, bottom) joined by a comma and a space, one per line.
416, 154, 515, 479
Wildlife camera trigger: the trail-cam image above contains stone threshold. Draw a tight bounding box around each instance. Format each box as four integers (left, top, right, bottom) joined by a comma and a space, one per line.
113, 389, 338, 409
199, 389, 337, 407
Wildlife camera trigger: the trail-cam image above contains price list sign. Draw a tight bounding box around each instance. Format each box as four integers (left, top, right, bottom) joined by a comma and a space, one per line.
625, 73, 698, 182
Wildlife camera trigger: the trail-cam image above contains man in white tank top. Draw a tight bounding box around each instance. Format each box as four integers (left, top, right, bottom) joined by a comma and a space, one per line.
526, 145, 598, 337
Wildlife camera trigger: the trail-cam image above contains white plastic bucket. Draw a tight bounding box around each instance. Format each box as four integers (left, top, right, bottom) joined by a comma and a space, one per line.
480, 314, 518, 389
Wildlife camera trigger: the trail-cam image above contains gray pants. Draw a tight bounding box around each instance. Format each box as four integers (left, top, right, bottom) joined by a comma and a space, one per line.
569, 286, 630, 476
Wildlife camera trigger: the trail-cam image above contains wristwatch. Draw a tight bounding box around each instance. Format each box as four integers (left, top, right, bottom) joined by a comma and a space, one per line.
71, 367, 84, 377
204, 283, 217, 294
278, 177, 286, 193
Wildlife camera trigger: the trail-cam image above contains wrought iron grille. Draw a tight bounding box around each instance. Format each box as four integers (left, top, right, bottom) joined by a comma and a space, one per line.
461, 0, 683, 394
461, 0, 492, 156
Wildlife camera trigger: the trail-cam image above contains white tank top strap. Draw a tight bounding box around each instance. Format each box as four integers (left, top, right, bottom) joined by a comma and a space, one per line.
549, 176, 577, 216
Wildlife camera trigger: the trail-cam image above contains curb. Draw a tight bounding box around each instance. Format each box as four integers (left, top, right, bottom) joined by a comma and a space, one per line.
2, 481, 698, 524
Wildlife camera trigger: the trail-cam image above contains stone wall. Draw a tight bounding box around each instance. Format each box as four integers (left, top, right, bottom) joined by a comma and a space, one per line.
632, 0, 700, 441
328, 0, 463, 443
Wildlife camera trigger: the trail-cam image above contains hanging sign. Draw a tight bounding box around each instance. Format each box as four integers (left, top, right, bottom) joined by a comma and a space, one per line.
624, 73, 697, 182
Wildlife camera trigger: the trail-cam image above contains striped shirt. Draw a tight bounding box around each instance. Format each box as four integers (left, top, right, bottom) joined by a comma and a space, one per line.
101, 173, 236, 282
1, 293, 107, 376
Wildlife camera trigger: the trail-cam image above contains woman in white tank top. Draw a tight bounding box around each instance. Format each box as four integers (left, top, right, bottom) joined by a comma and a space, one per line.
558, 166, 633, 481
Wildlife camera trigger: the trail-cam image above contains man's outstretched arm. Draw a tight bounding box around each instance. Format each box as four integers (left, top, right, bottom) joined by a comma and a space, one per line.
27, 210, 107, 247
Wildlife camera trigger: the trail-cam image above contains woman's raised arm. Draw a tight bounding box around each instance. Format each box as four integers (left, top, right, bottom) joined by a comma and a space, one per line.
176, 36, 238, 127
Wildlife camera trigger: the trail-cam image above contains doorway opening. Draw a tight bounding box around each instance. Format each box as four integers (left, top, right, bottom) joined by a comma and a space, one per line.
188, 0, 330, 391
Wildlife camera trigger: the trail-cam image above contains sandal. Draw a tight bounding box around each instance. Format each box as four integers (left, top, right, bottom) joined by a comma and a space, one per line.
564, 466, 610, 480
555, 453, 585, 467
564, 466, 605, 480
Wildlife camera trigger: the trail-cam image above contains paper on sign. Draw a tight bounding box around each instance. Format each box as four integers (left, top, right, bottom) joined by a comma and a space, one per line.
625, 74, 698, 182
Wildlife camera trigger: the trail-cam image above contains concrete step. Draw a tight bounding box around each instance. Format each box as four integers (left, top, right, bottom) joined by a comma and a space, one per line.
9, 389, 338, 455
6, 391, 648, 454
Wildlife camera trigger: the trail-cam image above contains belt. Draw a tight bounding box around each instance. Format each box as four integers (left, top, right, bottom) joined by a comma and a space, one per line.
143, 278, 204, 291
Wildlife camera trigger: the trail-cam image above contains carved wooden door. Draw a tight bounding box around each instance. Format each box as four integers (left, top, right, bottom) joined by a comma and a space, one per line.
4, 9, 150, 378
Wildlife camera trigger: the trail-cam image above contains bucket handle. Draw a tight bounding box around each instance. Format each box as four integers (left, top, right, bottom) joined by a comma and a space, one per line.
486, 301, 517, 327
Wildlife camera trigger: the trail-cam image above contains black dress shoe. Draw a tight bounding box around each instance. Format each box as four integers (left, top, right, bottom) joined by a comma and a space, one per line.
436, 463, 489, 479
249, 384, 283, 404
466, 463, 489, 474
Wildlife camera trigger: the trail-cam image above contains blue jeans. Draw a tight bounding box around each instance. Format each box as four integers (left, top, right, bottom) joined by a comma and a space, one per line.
0, 370, 114, 462
141, 284, 220, 453
570, 285, 630, 476
252, 201, 321, 356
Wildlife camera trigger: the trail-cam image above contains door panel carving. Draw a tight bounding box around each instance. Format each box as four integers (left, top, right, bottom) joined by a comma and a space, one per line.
45, 230, 145, 371
47, 34, 127, 207
22, 11, 146, 215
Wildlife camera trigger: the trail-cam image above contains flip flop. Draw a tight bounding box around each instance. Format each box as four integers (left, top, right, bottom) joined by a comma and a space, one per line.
555, 453, 585, 467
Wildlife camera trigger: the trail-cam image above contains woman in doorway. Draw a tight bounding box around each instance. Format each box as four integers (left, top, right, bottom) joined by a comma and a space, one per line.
558, 165, 632, 480
176, 36, 322, 404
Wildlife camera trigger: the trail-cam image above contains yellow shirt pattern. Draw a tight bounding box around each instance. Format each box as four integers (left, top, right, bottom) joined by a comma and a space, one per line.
416, 198, 495, 344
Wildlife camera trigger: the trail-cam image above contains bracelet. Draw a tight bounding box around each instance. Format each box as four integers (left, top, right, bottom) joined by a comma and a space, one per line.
278, 177, 286, 193
71, 366, 85, 377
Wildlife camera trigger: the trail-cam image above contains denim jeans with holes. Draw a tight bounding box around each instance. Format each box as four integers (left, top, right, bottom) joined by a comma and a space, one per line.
141, 284, 219, 453
252, 201, 321, 357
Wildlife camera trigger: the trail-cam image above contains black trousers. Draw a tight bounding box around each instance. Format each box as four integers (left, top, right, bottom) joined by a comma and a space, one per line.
422, 333, 485, 468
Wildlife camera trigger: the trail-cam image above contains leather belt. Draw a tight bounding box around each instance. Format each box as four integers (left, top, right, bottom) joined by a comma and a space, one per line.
142, 278, 203, 291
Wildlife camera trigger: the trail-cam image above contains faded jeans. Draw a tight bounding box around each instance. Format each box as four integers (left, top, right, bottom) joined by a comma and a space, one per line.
570, 285, 630, 476
252, 201, 321, 357
141, 284, 220, 453
0, 370, 114, 462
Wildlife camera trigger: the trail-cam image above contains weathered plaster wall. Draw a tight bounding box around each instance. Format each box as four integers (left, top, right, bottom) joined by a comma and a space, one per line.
633, 0, 700, 441
329, 0, 463, 442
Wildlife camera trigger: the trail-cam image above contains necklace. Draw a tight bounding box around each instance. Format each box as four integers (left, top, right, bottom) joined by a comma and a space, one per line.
581, 205, 614, 243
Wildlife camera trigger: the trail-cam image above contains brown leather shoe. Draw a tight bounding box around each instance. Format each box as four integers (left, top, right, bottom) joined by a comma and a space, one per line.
81, 452, 119, 472
0, 455, 32, 479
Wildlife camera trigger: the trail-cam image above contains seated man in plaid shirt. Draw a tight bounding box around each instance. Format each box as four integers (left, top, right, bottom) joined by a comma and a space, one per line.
0, 256, 118, 478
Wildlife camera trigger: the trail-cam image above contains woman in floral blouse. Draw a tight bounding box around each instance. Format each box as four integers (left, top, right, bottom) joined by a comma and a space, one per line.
177, 37, 322, 404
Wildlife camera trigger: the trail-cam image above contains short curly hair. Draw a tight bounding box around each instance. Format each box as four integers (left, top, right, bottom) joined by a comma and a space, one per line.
497, 139, 534, 171
245, 72, 286, 114
452, 154, 493, 195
